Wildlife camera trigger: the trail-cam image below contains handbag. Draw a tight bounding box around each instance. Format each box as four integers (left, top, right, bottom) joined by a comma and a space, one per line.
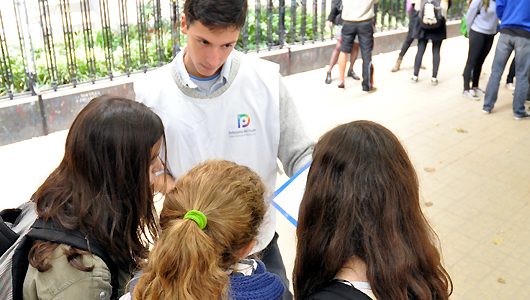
460, 14, 468, 38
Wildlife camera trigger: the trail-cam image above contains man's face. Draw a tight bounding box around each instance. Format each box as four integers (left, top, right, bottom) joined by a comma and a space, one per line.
181, 16, 240, 78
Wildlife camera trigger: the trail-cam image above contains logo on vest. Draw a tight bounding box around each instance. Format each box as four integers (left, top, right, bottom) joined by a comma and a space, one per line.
229, 113, 257, 138
238, 114, 251, 128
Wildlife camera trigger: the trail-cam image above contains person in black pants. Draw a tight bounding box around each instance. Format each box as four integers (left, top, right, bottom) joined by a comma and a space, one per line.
325, 0, 360, 84
392, 0, 420, 72
461, 0, 498, 99
337, 0, 378, 92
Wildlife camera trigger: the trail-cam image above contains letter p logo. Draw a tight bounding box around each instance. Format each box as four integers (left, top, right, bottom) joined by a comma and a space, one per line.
237, 114, 251, 128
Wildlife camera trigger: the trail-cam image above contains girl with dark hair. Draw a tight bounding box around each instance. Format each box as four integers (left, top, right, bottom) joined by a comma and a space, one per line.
124, 160, 284, 300
293, 120, 452, 300
23, 96, 166, 299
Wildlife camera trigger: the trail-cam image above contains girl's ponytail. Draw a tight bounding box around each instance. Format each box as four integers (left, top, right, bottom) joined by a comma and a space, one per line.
134, 217, 228, 300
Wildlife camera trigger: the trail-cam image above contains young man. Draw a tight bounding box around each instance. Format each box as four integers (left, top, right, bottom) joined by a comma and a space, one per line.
134, 0, 314, 298
337, 0, 378, 92
483, 0, 530, 119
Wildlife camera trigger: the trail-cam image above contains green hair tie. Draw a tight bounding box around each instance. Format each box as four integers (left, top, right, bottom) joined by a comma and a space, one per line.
183, 210, 208, 230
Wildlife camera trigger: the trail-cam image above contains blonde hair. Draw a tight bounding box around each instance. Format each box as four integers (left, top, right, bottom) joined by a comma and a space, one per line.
134, 160, 267, 300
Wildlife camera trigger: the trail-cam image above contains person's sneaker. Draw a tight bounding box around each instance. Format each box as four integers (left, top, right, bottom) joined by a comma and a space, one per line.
411, 75, 418, 82
513, 112, 530, 120
348, 69, 360, 80
431, 77, 438, 86
473, 87, 485, 97
337, 82, 345, 89
463, 90, 478, 100
506, 83, 515, 90
482, 109, 491, 114
325, 71, 332, 84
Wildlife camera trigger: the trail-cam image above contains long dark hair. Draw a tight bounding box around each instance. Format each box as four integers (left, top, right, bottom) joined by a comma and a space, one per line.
293, 120, 452, 300
29, 95, 164, 273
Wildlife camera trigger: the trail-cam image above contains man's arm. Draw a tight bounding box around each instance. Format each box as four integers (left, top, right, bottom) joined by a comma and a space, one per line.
277, 78, 314, 177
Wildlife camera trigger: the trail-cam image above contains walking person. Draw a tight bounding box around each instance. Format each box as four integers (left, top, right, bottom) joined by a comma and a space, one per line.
483, 0, 530, 119
411, 0, 451, 85
392, 0, 421, 72
336, 0, 378, 92
325, 0, 360, 84
461, 0, 499, 99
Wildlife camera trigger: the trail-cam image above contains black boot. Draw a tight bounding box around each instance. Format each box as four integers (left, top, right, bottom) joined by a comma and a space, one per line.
348, 69, 360, 80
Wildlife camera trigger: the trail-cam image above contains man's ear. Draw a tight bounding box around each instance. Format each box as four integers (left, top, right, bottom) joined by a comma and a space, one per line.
181, 15, 188, 34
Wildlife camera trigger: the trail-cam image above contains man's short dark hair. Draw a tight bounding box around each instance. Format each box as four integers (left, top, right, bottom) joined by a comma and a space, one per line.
184, 0, 247, 29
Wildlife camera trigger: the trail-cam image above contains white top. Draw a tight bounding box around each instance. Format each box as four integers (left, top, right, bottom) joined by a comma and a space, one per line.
338, 280, 377, 299
135, 50, 313, 253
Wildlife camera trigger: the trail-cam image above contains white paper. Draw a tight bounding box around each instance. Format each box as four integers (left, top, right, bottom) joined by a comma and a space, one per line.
272, 163, 310, 227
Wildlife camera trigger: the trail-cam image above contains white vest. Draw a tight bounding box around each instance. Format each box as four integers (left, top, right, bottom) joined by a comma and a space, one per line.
136, 54, 281, 253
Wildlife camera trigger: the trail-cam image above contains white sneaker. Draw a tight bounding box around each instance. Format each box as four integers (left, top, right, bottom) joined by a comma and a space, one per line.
473, 87, 485, 97
506, 83, 515, 90
411, 75, 418, 82
431, 77, 438, 86
463, 90, 479, 100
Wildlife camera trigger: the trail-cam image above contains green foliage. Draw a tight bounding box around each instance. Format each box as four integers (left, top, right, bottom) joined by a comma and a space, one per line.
237, 6, 330, 51
1, 1, 466, 97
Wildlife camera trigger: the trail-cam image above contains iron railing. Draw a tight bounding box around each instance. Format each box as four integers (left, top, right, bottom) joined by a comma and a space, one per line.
0, 0, 466, 100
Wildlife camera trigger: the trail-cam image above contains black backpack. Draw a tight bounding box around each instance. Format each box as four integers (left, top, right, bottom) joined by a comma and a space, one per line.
419, 0, 444, 29
0, 202, 120, 300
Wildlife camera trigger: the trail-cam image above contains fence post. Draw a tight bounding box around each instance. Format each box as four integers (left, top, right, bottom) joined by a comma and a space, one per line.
255, 0, 261, 53
301, 0, 306, 44
80, 0, 96, 83
170, 0, 180, 57
99, 0, 114, 80
136, 0, 148, 72
59, 0, 78, 87
0, 10, 14, 99
154, 0, 164, 66
38, 0, 58, 91
118, 0, 131, 76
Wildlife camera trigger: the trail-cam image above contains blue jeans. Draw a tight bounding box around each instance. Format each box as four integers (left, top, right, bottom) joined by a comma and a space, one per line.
483, 33, 530, 116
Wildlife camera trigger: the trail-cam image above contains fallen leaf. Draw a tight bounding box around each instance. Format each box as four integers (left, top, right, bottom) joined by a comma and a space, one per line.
492, 238, 503, 246
455, 128, 468, 133
497, 278, 506, 284
423, 167, 436, 173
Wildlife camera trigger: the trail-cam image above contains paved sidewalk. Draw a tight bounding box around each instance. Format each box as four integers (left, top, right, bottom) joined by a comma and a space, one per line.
1, 36, 529, 299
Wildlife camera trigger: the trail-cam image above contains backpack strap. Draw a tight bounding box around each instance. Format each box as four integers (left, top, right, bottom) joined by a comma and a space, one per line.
13, 219, 120, 300
0, 209, 22, 255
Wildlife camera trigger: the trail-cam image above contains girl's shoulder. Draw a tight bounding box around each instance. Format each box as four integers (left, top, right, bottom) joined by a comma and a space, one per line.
307, 280, 373, 300
229, 259, 285, 300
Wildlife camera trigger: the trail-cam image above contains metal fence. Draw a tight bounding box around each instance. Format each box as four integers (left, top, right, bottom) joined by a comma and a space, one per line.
0, 0, 466, 100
